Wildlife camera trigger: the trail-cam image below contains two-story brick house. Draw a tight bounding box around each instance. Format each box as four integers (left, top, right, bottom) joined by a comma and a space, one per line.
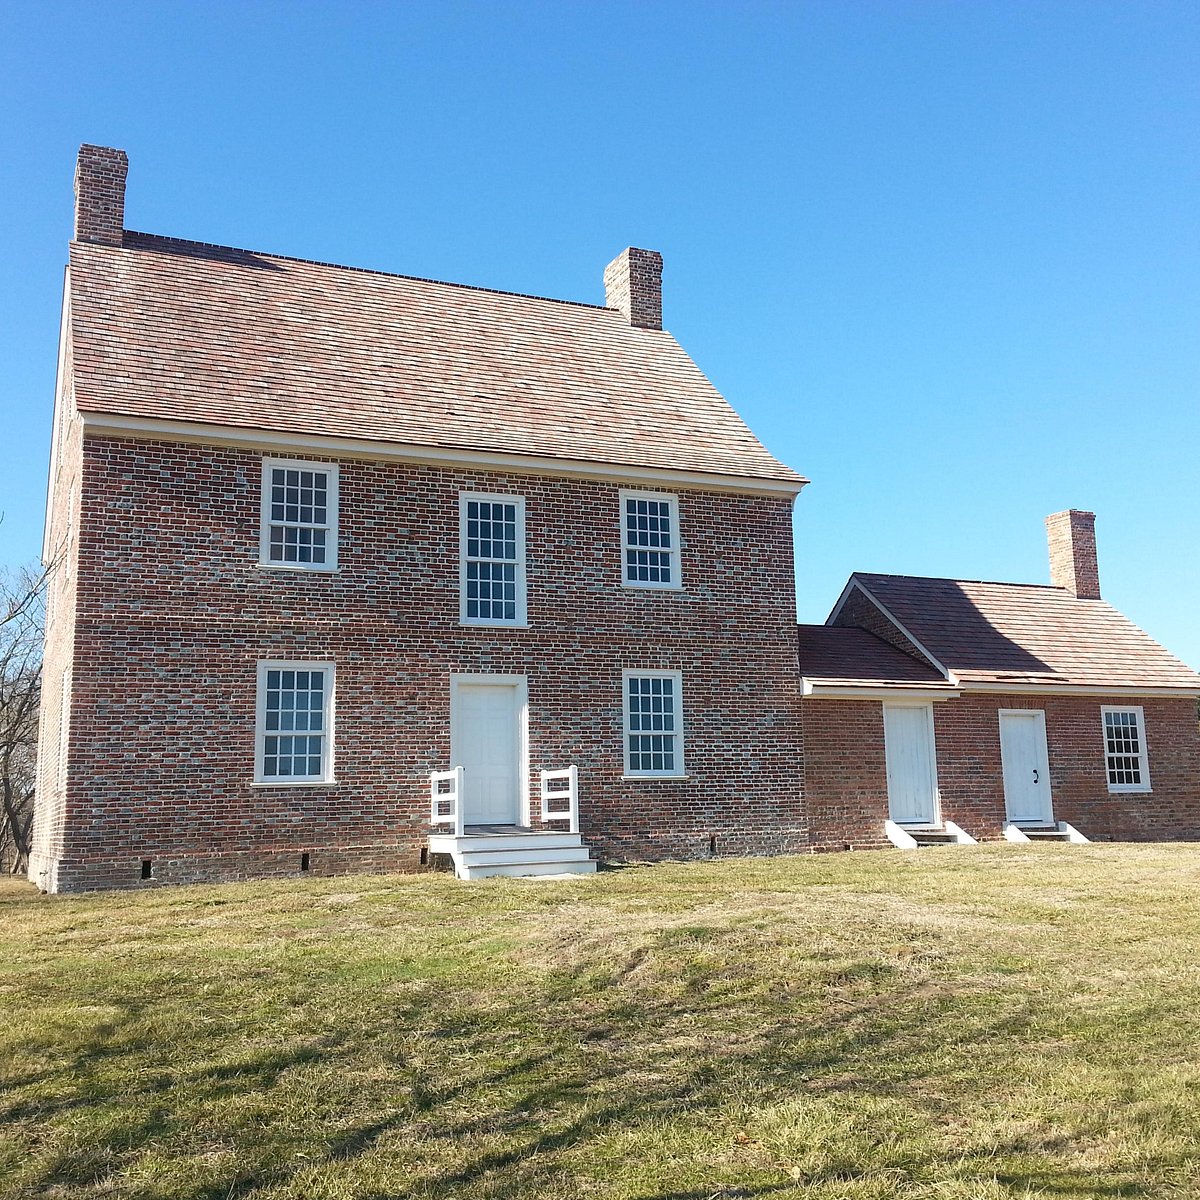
30, 146, 1200, 892
30, 146, 809, 891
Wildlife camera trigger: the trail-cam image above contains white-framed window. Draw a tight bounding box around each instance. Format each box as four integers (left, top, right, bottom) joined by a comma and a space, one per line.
1101, 706, 1151, 793
259, 458, 339, 571
621, 490, 681, 589
460, 493, 527, 626
623, 670, 685, 777
255, 661, 335, 784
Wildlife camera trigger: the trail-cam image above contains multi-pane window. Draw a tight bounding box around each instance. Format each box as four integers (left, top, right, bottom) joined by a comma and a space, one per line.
256, 662, 335, 783
260, 459, 339, 570
621, 490, 680, 588
1102, 707, 1151, 793
624, 671, 685, 777
460, 493, 526, 625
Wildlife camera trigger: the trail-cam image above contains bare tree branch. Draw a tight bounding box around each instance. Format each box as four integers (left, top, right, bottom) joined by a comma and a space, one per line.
0, 541, 46, 873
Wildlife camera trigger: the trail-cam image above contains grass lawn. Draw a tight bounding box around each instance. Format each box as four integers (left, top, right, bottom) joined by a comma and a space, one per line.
4, 845, 1200, 1199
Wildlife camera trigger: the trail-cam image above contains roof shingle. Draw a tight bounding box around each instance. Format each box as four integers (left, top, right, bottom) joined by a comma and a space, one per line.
798, 624, 953, 688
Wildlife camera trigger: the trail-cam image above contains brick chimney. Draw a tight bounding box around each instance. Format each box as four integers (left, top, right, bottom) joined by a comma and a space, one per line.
74, 144, 128, 246
1046, 509, 1101, 599
604, 247, 663, 330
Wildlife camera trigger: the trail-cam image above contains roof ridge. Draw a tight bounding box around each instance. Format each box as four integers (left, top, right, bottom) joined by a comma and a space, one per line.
855, 571, 1067, 592
107, 230, 617, 313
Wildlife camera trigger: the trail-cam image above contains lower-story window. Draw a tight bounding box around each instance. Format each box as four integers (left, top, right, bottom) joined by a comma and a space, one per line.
623, 670, 685, 777
1101, 705, 1151, 793
256, 661, 335, 783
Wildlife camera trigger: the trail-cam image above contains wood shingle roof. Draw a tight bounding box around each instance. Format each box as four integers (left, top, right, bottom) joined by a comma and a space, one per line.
67, 233, 804, 488
845, 574, 1200, 692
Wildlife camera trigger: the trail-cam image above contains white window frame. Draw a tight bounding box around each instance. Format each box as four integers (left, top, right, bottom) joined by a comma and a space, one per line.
459, 492, 527, 627
620, 489, 682, 590
622, 669, 686, 779
1101, 705, 1151, 794
254, 660, 336, 786
259, 457, 340, 572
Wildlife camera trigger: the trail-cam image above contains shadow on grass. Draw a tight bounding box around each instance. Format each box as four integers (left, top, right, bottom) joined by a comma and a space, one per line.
5, 935, 1192, 1199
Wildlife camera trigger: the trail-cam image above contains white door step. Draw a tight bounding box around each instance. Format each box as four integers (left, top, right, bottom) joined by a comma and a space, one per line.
458, 846, 593, 868
462, 858, 597, 880
429, 827, 597, 879
1005, 821, 1089, 844
430, 831, 583, 854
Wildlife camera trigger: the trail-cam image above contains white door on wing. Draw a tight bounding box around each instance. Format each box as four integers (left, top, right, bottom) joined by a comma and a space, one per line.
883, 703, 940, 825
453, 683, 520, 825
999, 710, 1054, 824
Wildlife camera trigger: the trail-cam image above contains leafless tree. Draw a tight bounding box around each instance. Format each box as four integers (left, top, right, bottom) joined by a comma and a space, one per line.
0, 562, 47, 874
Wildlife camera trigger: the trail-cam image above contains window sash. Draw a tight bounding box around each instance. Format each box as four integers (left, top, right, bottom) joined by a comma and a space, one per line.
460, 493, 526, 625
1101, 706, 1151, 793
621, 490, 680, 589
260, 459, 339, 570
256, 662, 335, 783
623, 671, 685, 777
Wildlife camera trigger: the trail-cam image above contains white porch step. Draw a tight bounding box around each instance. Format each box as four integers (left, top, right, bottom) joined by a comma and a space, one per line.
428, 828, 596, 880
459, 845, 593, 868
463, 858, 597, 880
429, 831, 583, 854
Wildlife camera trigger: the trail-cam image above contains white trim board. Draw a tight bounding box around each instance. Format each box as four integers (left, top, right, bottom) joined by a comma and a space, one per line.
956, 681, 1200, 699
42, 268, 73, 566
77, 411, 807, 497
801, 682, 961, 701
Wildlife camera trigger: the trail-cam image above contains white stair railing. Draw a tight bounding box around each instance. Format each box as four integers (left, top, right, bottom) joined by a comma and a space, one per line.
430, 766, 465, 837
539, 765, 579, 834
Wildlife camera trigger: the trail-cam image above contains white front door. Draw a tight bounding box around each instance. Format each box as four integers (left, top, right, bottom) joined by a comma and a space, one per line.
999, 710, 1054, 824
883, 703, 940, 825
451, 679, 523, 825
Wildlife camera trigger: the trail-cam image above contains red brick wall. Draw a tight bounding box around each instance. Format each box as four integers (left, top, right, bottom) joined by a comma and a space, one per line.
41, 435, 807, 890
28, 327, 84, 892
935, 693, 1200, 841
800, 699, 892, 850
803, 692, 1200, 848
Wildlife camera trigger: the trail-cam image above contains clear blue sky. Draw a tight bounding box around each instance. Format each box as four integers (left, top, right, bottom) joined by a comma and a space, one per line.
2, 1, 1197, 665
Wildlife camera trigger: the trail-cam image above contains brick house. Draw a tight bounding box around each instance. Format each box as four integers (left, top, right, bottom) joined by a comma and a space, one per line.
29, 146, 1200, 891
29, 145, 809, 891
800, 510, 1200, 850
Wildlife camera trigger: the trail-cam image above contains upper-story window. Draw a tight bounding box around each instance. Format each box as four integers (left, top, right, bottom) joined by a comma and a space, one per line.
621, 490, 680, 589
260, 458, 339, 571
460, 493, 527, 626
1101, 706, 1151, 793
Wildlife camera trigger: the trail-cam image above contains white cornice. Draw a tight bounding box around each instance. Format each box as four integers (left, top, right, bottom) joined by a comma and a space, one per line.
77, 412, 807, 497
801, 680, 961, 701
955, 681, 1200, 699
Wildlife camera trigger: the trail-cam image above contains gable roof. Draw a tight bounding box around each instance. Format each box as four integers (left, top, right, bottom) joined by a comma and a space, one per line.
798, 624, 955, 692
66, 233, 803, 490
839, 573, 1200, 693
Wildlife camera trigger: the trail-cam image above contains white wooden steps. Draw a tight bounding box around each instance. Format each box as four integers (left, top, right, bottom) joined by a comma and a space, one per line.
428, 764, 595, 879
1004, 821, 1089, 844
428, 828, 597, 880
885, 820, 977, 849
